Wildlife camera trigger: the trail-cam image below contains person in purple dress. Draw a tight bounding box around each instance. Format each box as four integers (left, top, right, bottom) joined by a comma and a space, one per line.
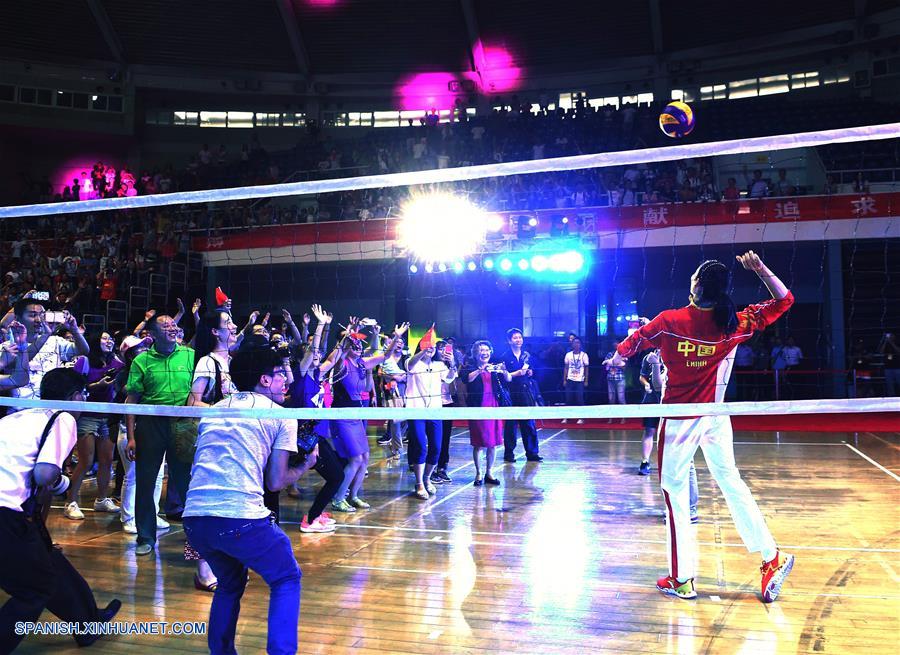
463, 340, 511, 486
329, 319, 409, 512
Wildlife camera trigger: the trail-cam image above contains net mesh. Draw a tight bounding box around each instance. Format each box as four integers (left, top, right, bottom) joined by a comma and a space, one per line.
0, 124, 898, 423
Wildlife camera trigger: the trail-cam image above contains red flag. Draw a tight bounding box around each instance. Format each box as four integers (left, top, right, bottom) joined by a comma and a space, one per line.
419, 324, 437, 350
215, 287, 230, 306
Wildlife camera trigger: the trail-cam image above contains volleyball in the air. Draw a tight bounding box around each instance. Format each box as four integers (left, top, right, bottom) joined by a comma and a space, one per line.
659, 101, 695, 138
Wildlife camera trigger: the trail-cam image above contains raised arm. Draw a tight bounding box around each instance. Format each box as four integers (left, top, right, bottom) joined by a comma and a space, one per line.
132, 309, 156, 336
0, 323, 30, 391
361, 323, 409, 370
737, 250, 789, 300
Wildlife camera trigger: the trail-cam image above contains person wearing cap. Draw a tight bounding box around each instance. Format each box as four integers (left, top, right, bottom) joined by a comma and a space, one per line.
114, 335, 167, 535
124, 314, 195, 556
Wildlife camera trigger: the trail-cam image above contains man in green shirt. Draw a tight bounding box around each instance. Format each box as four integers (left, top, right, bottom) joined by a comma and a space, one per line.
124, 315, 195, 556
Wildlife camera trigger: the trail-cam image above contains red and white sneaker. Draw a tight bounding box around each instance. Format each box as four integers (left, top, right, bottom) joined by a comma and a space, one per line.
760, 550, 794, 603
300, 515, 335, 533
317, 512, 336, 526
656, 575, 697, 600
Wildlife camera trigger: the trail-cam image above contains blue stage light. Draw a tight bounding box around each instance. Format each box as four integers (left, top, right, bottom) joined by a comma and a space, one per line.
425, 263, 434, 273
438, 262, 448, 272
453, 261, 464, 273
483, 258, 495, 270
499, 258, 513, 272
518, 259, 529, 271
531, 255, 548, 272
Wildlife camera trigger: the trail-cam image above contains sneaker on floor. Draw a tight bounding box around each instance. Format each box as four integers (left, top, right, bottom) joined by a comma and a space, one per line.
436, 469, 452, 483
331, 499, 357, 513
638, 461, 651, 476
348, 496, 370, 509
156, 516, 170, 529
430, 472, 445, 485
64, 502, 84, 520
376, 434, 392, 446
122, 519, 137, 534
300, 515, 335, 533
135, 543, 153, 556
317, 512, 336, 526
690, 507, 699, 524
94, 498, 121, 513
413, 486, 430, 500
656, 575, 697, 600
760, 551, 794, 603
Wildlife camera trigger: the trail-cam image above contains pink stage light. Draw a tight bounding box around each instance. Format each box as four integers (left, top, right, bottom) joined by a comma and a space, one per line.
472, 41, 521, 94
304, 0, 340, 7
396, 72, 458, 112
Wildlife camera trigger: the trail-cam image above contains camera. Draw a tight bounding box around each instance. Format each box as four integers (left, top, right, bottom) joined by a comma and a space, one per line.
287, 420, 320, 467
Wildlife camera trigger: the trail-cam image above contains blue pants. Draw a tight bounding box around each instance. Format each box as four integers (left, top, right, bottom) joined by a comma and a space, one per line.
409, 419, 441, 465
183, 515, 301, 655
504, 418, 539, 459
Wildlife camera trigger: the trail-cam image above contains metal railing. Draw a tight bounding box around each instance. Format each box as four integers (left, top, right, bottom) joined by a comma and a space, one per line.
106, 300, 128, 331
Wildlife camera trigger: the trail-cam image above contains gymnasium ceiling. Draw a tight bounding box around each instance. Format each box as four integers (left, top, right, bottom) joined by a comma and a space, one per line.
0, 1, 895, 81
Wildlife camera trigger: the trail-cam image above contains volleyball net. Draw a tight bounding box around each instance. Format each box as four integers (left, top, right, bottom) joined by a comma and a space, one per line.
0, 121, 898, 430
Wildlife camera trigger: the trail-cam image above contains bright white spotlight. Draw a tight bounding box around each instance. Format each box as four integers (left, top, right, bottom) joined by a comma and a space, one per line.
518, 258, 529, 271
399, 194, 488, 263
467, 261, 477, 271
531, 255, 548, 272
483, 258, 495, 270
528, 217, 538, 227
499, 258, 513, 272
425, 263, 434, 273
453, 261, 464, 273
409, 264, 418, 273
438, 262, 448, 272
561, 216, 569, 224
487, 213, 506, 232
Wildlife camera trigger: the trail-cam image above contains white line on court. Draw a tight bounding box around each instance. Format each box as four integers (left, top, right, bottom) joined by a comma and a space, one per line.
844, 443, 900, 482
328, 523, 900, 553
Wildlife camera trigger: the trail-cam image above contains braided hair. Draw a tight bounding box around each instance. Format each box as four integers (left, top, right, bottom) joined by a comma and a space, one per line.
696, 260, 738, 335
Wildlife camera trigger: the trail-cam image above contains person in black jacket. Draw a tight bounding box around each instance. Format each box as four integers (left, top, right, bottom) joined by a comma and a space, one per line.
497, 329, 542, 462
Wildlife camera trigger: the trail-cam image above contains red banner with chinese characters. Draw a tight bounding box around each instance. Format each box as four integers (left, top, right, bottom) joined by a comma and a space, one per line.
191, 192, 898, 252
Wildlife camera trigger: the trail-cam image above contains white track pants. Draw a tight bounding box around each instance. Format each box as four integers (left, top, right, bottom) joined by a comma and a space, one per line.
658, 416, 776, 581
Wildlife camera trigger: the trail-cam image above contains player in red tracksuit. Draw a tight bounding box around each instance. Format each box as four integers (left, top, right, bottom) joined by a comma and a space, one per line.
604, 250, 795, 602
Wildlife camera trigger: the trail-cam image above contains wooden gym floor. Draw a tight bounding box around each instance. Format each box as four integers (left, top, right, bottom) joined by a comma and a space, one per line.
7, 427, 899, 654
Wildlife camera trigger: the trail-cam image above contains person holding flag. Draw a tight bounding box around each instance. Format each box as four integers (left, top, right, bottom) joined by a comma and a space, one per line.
405, 325, 458, 500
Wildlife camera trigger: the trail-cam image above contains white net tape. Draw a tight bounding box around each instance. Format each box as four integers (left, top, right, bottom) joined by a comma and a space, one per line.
1, 122, 898, 218
0, 396, 895, 420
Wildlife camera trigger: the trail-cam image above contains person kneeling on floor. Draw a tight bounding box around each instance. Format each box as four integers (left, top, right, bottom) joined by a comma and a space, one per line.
0, 367, 121, 653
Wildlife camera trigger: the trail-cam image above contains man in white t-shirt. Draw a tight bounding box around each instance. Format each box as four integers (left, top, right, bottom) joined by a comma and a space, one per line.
183, 347, 318, 655
11, 297, 89, 405
563, 337, 589, 423
0, 368, 121, 652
